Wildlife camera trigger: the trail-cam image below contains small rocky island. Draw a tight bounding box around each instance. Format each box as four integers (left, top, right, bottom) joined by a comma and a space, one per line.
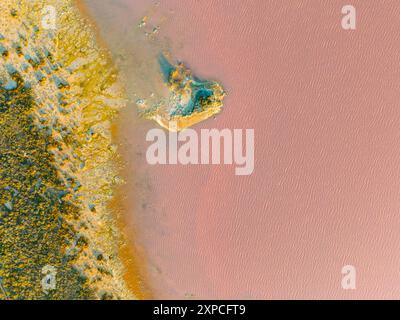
143, 54, 226, 131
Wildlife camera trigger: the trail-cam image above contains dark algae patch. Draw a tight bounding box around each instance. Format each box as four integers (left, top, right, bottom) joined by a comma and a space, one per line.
0, 74, 94, 299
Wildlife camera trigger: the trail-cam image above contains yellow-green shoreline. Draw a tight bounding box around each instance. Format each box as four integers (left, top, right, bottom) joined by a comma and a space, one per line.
0, 0, 145, 299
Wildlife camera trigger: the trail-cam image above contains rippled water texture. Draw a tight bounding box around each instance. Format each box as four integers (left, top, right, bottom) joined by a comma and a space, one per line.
85, 0, 400, 299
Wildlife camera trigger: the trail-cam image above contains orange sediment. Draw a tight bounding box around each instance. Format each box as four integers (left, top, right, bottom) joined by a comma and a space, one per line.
76, 0, 151, 299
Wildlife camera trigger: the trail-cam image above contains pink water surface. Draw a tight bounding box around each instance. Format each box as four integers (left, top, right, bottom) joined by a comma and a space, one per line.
86, 0, 400, 299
